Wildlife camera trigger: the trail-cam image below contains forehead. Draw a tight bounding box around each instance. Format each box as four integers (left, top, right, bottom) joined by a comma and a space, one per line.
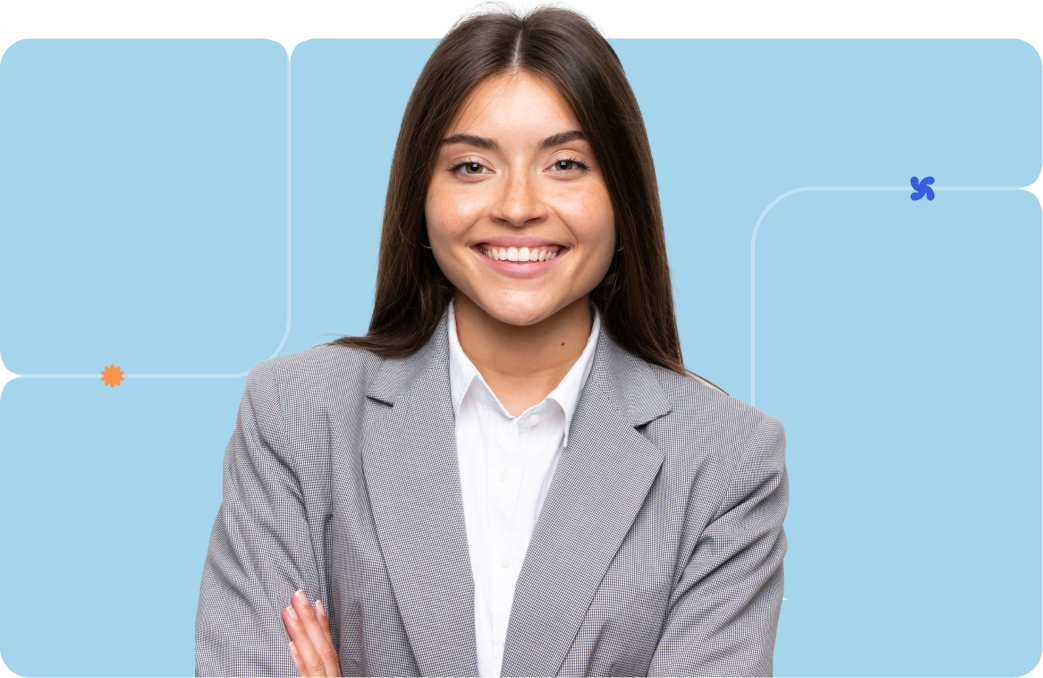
445, 70, 580, 139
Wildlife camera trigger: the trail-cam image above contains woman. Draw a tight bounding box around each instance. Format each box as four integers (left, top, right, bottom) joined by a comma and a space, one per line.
196, 5, 788, 677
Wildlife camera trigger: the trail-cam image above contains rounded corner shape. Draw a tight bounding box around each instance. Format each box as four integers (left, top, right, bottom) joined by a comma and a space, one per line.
0, 646, 29, 678
0, 38, 36, 72
1009, 37, 1043, 69
1015, 643, 1043, 678
289, 38, 322, 63
258, 37, 290, 62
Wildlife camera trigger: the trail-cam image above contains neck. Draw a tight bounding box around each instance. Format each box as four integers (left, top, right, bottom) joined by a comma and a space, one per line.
453, 291, 592, 417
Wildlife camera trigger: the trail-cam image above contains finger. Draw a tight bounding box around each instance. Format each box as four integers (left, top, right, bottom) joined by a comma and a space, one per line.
314, 599, 334, 648
291, 590, 341, 677
281, 609, 309, 676
282, 603, 328, 676
288, 640, 304, 675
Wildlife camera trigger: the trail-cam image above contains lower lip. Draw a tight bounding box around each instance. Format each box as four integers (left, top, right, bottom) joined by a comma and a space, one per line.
472, 245, 567, 279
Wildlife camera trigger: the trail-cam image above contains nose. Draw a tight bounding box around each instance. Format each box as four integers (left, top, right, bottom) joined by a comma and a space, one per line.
490, 168, 548, 227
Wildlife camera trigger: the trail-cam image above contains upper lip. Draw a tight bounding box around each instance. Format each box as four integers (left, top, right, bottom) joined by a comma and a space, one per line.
473, 236, 568, 249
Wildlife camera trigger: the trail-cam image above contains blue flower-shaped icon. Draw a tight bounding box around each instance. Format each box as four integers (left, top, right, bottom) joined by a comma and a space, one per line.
910, 176, 935, 201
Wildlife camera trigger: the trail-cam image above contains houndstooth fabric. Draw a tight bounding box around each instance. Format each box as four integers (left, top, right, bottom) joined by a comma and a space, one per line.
195, 307, 789, 677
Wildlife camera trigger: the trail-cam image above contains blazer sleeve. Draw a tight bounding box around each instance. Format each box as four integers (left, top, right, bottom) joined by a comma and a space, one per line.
195, 360, 323, 677
647, 414, 789, 677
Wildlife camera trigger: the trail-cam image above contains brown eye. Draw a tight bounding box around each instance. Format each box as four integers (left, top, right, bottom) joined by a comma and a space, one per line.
464, 162, 484, 174
550, 156, 592, 170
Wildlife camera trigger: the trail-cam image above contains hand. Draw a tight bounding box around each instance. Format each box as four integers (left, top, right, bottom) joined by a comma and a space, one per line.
282, 589, 341, 676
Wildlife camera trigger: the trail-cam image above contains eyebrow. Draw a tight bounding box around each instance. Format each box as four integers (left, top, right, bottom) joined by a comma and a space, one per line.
439, 130, 586, 151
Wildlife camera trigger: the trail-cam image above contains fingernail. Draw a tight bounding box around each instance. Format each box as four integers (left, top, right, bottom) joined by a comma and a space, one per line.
295, 589, 307, 603
286, 605, 299, 621
289, 641, 298, 655
315, 599, 326, 617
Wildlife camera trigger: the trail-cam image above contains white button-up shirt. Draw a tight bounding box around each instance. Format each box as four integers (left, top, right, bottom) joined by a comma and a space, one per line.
447, 299, 602, 678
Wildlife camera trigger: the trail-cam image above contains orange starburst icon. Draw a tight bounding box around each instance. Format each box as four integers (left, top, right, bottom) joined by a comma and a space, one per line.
101, 364, 125, 388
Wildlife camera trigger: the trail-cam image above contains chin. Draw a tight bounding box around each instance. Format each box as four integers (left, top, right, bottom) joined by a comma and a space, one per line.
480, 297, 556, 327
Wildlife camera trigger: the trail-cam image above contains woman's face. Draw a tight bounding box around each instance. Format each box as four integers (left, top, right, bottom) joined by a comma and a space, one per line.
426, 69, 616, 327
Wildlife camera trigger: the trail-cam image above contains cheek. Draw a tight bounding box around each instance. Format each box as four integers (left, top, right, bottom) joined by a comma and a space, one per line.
554, 183, 615, 259
425, 181, 489, 292
426, 182, 486, 244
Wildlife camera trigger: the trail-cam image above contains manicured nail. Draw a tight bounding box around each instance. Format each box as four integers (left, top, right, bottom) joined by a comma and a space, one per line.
315, 599, 326, 617
289, 641, 298, 655
286, 605, 299, 621
295, 589, 307, 603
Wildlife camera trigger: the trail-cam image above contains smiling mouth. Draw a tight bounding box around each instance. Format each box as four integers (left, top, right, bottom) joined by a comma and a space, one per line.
477, 244, 564, 262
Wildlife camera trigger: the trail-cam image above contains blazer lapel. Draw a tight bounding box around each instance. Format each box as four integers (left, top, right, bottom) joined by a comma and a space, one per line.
499, 329, 673, 678
362, 310, 479, 677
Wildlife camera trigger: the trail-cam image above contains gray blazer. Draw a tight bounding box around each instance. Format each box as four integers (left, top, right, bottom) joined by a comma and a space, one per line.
195, 308, 789, 677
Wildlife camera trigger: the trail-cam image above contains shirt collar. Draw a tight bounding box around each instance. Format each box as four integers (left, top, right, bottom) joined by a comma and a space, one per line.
446, 298, 602, 447
447, 298, 487, 418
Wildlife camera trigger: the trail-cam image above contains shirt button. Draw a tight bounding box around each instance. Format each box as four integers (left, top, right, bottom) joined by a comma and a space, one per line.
500, 553, 511, 568
498, 468, 509, 482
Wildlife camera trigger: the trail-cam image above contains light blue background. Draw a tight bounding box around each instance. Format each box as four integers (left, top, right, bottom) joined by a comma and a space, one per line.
0, 38, 1039, 676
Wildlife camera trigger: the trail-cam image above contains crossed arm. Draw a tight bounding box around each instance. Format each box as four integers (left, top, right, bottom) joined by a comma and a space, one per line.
648, 414, 790, 677
195, 361, 331, 676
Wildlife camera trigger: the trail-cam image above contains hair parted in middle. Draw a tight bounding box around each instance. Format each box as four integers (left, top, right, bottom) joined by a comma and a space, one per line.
325, 3, 724, 393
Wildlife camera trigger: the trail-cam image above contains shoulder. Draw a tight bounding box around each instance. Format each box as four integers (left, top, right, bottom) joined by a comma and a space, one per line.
648, 363, 778, 434
244, 343, 386, 418
641, 362, 786, 487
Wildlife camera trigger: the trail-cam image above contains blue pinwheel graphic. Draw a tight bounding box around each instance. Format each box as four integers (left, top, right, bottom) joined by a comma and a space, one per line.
910, 175, 935, 201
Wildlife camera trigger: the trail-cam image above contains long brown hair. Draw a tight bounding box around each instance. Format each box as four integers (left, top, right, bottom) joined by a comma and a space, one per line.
324, 4, 724, 393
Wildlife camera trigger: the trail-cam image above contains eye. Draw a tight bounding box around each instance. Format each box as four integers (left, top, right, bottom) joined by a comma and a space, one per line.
448, 160, 490, 176
550, 157, 589, 172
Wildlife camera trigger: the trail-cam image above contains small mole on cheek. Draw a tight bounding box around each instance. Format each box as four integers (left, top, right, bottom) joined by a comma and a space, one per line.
561, 342, 565, 346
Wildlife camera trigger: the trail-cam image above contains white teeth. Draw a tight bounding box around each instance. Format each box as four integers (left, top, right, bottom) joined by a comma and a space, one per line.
480, 246, 562, 261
